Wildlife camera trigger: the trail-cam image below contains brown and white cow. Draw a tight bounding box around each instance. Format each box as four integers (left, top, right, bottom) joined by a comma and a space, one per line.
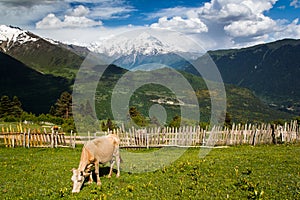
71, 134, 121, 193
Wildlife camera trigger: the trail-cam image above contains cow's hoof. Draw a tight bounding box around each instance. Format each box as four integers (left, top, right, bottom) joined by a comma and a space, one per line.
107, 175, 112, 178
97, 182, 102, 186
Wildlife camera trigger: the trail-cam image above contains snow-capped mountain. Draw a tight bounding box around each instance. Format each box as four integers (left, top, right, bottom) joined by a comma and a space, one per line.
0, 25, 41, 52
88, 32, 176, 58
0, 25, 85, 77
88, 31, 201, 70
0, 25, 65, 53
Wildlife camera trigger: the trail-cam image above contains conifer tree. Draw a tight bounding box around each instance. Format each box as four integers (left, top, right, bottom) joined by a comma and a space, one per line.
0, 95, 23, 119
129, 106, 148, 127
0, 95, 12, 118
53, 92, 72, 118
169, 115, 181, 128
11, 96, 23, 118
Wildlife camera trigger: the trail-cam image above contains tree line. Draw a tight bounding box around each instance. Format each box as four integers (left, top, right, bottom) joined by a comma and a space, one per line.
0, 91, 233, 131
0, 92, 75, 132
2, 91, 297, 133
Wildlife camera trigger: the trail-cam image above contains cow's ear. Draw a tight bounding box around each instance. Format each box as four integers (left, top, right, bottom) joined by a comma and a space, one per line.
71, 168, 76, 172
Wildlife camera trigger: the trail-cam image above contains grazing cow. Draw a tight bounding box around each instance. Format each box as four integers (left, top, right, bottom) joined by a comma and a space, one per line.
71, 134, 121, 193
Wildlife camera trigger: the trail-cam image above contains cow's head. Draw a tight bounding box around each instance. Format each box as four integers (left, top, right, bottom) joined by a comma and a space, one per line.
71, 168, 85, 193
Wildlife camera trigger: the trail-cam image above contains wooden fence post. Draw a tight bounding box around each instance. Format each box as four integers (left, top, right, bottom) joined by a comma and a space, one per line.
27, 129, 30, 148
51, 129, 54, 148
22, 132, 25, 148
72, 132, 76, 148
70, 130, 73, 148
146, 133, 149, 149
12, 134, 15, 148
54, 131, 58, 148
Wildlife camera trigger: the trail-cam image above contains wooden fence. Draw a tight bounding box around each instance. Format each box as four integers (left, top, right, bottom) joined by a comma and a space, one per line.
0, 129, 68, 148
1, 121, 299, 148
73, 120, 300, 148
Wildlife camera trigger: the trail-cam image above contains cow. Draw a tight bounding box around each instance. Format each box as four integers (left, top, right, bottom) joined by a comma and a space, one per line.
71, 134, 121, 193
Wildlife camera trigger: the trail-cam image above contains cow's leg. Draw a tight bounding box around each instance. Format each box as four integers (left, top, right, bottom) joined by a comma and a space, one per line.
94, 161, 101, 186
113, 147, 121, 178
116, 154, 121, 178
110, 147, 120, 178
88, 173, 93, 184
108, 159, 115, 178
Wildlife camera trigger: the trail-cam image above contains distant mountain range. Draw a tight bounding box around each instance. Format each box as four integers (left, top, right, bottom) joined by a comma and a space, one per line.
207, 39, 300, 114
89, 30, 300, 115
88, 31, 201, 71
0, 25, 298, 122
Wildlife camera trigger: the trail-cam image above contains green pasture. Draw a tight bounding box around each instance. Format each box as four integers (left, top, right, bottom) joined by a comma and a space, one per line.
0, 144, 299, 199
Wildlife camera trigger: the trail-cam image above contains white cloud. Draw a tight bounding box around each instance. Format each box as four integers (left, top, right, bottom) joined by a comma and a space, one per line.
148, 0, 286, 49
150, 16, 208, 33
36, 13, 62, 29
90, 6, 134, 19
195, 0, 277, 22
33, 1, 134, 29
224, 14, 276, 37
200, 0, 300, 45
65, 0, 135, 20
0, 0, 59, 8
63, 15, 102, 28
218, 3, 252, 21
290, 0, 300, 8
36, 5, 102, 29
0, 2, 66, 28
36, 13, 102, 29
273, 18, 300, 39
70, 5, 90, 17
0, 1, 132, 29
146, 7, 194, 20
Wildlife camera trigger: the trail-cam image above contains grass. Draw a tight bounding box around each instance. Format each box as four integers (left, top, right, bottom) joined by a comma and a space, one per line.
0, 144, 299, 199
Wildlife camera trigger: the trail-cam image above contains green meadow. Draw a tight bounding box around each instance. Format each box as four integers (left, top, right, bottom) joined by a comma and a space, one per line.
0, 144, 299, 199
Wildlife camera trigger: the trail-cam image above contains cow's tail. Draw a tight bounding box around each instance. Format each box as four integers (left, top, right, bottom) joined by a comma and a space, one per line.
119, 155, 124, 163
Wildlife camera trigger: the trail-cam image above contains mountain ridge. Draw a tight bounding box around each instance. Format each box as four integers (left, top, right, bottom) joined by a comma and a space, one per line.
206, 38, 300, 114
0, 25, 84, 79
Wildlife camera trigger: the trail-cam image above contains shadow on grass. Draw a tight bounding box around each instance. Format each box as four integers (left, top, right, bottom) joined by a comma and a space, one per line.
79, 166, 119, 191
85, 166, 119, 182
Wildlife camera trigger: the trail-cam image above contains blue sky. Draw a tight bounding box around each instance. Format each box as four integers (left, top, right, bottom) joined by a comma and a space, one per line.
0, 0, 299, 50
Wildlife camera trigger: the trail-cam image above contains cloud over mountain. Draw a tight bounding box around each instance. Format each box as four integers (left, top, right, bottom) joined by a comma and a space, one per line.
148, 0, 300, 47
0, 0, 299, 50
150, 16, 208, 33
36, 12, 102, 29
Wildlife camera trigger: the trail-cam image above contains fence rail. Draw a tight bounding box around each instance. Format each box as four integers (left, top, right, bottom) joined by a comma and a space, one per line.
1, 121, 299, 148
115, 121, 299, 147
70, 121, 300, 148
0, 130, 68, 148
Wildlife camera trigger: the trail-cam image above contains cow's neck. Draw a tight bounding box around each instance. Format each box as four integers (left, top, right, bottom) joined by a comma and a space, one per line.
78, 146, 90, 172
78, 160, 88, 172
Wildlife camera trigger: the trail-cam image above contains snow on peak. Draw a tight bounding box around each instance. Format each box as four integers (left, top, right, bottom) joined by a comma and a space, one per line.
0, 25, 39, 51
88, 32, 177, 58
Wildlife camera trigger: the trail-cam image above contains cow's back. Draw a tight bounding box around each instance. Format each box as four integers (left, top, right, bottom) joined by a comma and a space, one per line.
85, 135, 117, 164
